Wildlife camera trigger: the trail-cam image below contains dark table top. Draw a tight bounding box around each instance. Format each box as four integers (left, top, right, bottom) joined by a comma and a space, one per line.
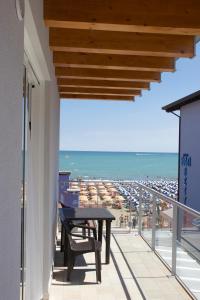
59, 207, 115, 222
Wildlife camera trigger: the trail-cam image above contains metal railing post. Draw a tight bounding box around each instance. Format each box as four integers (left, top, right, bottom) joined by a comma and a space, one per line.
172, 204, 177, 275
152, 195, 156, 251
138, 187, 142, 235
129, 197, 132, 233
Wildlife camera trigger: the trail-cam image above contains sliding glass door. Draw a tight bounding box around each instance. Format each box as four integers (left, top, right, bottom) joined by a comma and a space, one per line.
20, 66, 32, 300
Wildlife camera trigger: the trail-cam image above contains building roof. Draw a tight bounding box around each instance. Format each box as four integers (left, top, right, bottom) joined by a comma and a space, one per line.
162, 90, 200, 112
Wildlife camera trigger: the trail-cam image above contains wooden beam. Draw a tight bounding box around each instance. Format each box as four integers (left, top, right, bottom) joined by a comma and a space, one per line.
44, 0, 200, 35
53, 52, 175, 72
60, 94, 134, 101
57, 78, 150, 90
60, 91, 138, 97
50, 28, 194, 58
55, 67, 161, 82
59, 86, 141, 96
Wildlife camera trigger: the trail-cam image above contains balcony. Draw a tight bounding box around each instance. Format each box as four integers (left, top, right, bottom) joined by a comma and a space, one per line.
50, 181, 200, 300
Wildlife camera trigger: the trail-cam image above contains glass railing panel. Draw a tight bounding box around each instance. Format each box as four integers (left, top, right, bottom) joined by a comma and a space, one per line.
155, 199, 173, 268
176, 208, 200, 300
141, 190, 153, 246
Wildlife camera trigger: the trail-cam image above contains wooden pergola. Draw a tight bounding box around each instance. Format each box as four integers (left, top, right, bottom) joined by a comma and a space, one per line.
44, 0, 200, 102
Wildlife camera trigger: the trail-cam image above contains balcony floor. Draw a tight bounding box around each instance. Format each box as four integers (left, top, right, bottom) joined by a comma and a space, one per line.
50, 229, 191, 300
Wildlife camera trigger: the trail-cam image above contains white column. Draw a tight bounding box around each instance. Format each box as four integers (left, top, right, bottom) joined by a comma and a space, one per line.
0, 1, 24, 300
42, 81, 60, 299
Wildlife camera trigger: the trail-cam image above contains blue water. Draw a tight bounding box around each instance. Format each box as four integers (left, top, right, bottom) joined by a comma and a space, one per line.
59, 151, 178, 180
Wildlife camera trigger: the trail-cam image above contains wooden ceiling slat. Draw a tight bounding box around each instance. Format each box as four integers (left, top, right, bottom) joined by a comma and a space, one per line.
60, 94, 134, 101
53, 52, 175, 72
55, 67, 160, 82
60, 91, 137, 97
59, 87, 141, 96
44, 0, 200, 35
44, 1, 199, 101
57, 78, 150, 90
50, 28, 194, 58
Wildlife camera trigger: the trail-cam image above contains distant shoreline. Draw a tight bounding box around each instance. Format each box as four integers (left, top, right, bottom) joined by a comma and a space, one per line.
60, 150, 178, 154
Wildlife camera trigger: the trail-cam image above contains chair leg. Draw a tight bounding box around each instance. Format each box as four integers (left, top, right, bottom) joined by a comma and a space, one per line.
93, 228, 97, 240
64, 246, 68, 266
95, 251, 99, 283
95, 250, 101, 283
60, 224, 65, 252
64, 233, 69, 266
67, 254, 75, 282
97, 250, 101, 282
82, 227, 86, 236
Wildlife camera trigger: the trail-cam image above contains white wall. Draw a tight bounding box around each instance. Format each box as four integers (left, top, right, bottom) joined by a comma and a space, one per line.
0, 1, 24, 300
42, 81, 60, 300
0, 0, 60, 299
24, 1, 60, 299
25, 83, 46, 300
179, 100, 200, 212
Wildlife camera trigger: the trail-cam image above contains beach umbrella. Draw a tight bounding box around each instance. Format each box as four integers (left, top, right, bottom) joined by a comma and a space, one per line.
98, 186, 105, 191
88, 185, 96, 189
99, 190, 107, 196
90, 190, 97, 195
105, 182, 112, 186
80, 195, 88, 202
108, 187, 117, 192
81, 186, 87, 190
80, 190, 88, 196
116, 195, 125, 201
102, 195, 111, 201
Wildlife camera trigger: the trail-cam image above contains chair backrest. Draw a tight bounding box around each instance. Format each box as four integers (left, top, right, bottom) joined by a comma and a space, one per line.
62, 222, 85, 252
67, 233, 78, 251
59, 201, 71, 208
62, 220, 73, 232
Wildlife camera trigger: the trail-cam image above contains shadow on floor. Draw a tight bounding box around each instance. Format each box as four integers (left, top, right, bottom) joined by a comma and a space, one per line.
53, 249, 99, 285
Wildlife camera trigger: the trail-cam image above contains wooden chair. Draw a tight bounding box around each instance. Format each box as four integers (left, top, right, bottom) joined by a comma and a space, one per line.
63, 223, 102, 283
59, 202, 97, 252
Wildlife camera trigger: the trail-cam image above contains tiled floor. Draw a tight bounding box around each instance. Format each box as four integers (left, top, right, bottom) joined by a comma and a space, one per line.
114, 232, 192, 300
49, 229, 192, 300
142, 229, 200, 299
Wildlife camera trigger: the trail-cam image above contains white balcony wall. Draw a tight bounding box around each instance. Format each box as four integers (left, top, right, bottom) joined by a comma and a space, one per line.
0, 1, 24, 300
25, 81, 59, 300
0, 0, 60, 300
25, 1, 60, 300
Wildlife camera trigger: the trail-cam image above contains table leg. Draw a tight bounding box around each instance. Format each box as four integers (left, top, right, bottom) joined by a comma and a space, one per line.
60, 224, 65, 252
105, 220, 111, 264
64, 232, 68, 267
98, 220, 103, 242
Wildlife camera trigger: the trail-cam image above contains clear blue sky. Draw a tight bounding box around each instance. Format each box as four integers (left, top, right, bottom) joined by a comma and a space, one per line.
60, 42, 200, 153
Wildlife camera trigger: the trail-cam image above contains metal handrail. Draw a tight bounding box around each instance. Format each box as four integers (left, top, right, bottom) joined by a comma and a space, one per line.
66, 179, 200, 218
136, 182, 200, 218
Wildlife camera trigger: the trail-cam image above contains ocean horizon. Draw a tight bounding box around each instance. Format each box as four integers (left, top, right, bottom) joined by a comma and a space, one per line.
59, 150, 178, 180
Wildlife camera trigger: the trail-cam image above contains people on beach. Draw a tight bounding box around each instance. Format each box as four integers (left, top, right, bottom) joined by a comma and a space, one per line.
119, 214, 124, 227
132, 216, 137, 229
124, 215, 129, 227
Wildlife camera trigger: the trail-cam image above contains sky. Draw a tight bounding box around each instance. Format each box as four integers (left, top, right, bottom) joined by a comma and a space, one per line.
60, 42, 200, 153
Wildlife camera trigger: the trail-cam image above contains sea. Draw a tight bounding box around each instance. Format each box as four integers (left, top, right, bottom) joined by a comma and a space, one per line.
59, 151, 178, 181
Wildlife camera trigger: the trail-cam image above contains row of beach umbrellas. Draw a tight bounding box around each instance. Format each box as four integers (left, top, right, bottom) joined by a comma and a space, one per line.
70, 181, 124, 206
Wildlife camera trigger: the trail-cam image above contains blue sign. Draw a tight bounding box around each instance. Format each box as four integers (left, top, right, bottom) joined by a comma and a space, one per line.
181, 153, 191, 205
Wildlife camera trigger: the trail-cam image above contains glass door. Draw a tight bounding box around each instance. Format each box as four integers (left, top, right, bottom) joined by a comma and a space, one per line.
20, 65, 33, 300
